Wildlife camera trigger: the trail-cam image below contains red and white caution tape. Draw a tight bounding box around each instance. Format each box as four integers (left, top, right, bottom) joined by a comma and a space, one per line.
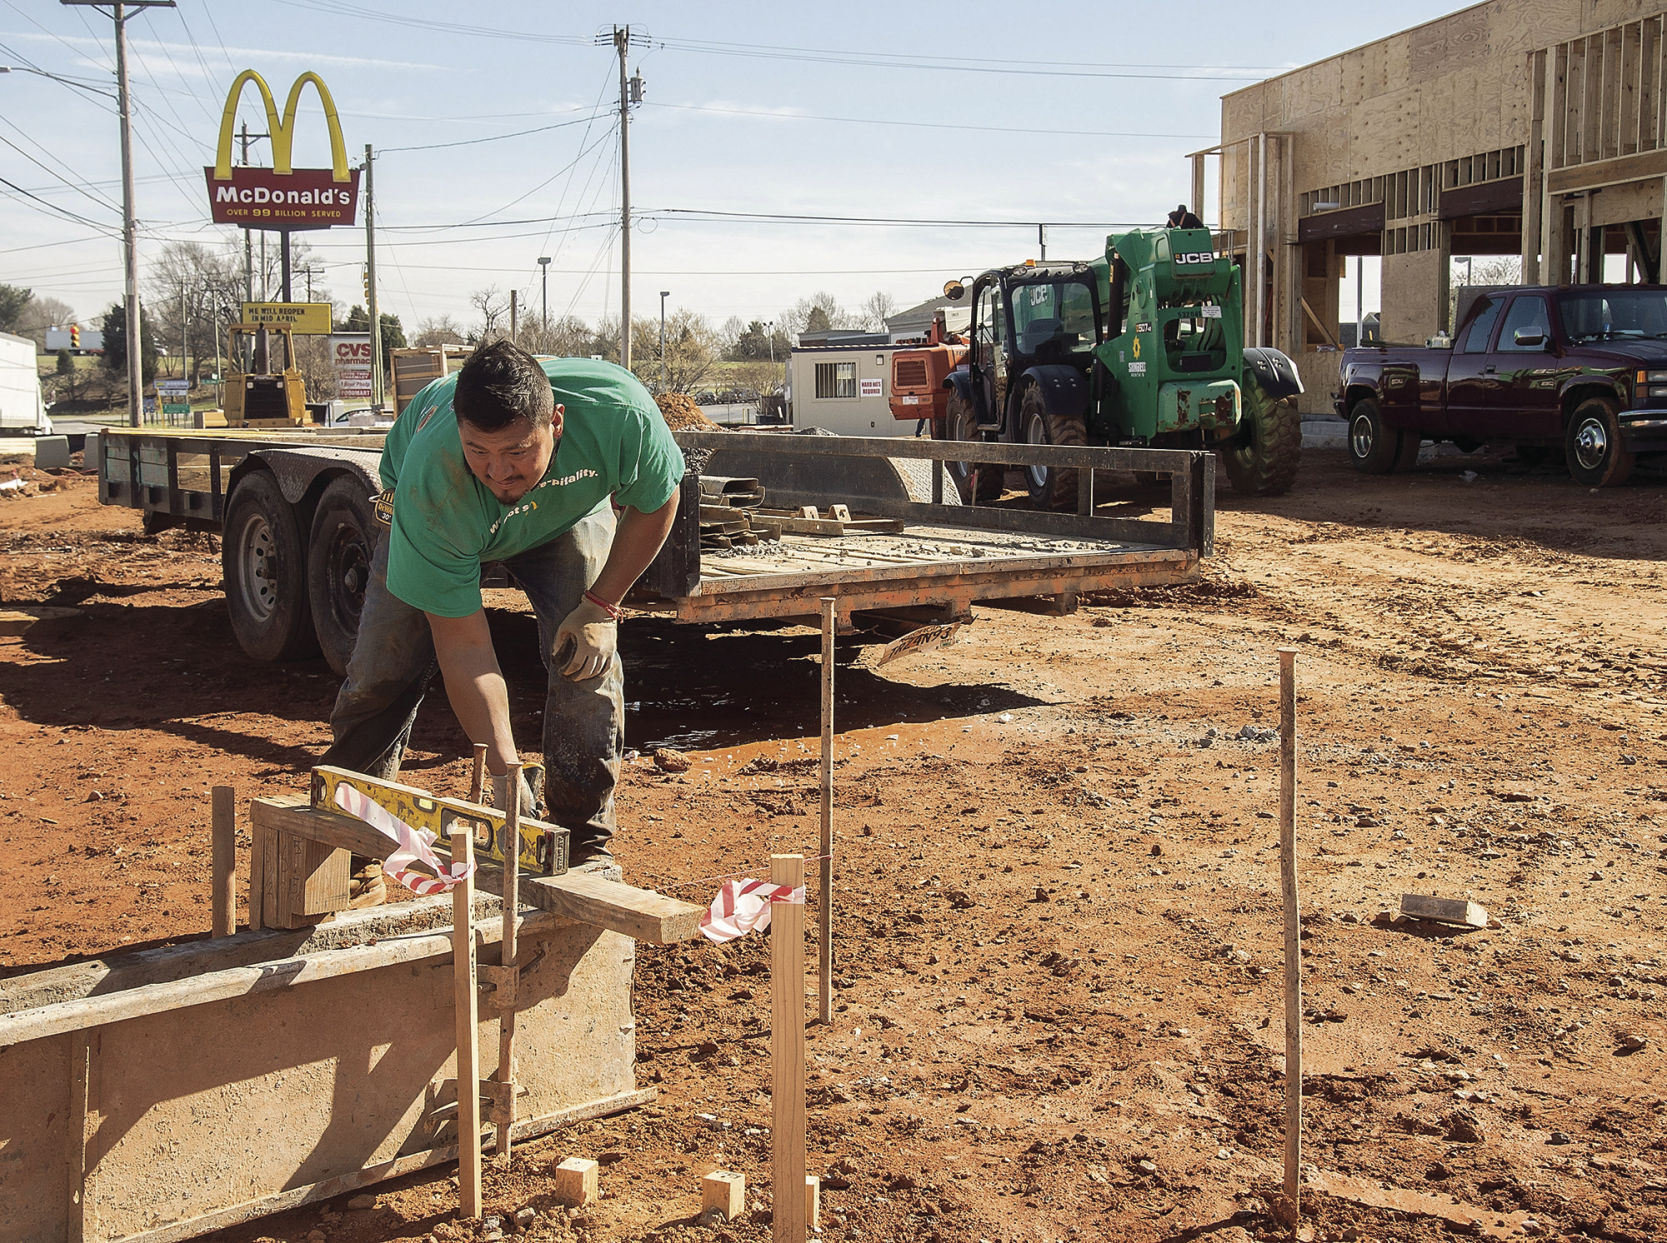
332, 783, 477, 896
699, 878, 805, 943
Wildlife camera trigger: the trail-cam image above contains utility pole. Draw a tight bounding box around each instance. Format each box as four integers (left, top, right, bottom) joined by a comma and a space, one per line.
509, 289, 518, 346
64, 0, 176, 425
240, 122, 257, 304
538, 256, 550, 333
603, 26, 643, 370
179, 284, 186, 380
364, 143, 383, 413
615, 26, 632, 370
659, 289, 669, 392
1038, 223, 1047, 261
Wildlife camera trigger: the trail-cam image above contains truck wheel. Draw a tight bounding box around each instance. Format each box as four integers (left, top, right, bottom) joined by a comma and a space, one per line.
1565, 396, 1635, 487
935, 390, 1001, 502
1221, 378, 1302, 495
1019, 383, 1086, 511
308, 475, 379, 676
222, 470, 318, 662
1347, 396, 1402, 474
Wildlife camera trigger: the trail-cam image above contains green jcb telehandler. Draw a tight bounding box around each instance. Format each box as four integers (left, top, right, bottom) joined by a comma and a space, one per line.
939, 226, 1303, 506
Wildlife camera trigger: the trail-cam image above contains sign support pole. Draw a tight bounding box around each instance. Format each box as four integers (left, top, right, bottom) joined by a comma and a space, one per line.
364, 144, 383, 415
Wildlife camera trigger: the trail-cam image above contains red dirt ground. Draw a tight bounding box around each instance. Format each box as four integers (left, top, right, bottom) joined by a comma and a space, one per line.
3, 444, 1667, 1243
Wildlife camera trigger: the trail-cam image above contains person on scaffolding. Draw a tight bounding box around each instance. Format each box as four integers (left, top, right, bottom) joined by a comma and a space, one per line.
321, 339, 684, 903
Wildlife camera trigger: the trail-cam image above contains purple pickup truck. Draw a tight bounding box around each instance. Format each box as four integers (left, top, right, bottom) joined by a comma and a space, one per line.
1335, 284, 1667, 486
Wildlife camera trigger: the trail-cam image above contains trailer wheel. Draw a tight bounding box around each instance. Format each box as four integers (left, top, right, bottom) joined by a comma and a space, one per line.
1019, 383, 1085, 511
222, 470, 318, 662
1222, 378, 1302, 495
308, 475, 379, 676
1346, 396, 1402, 475
935, 390, 1002, 502
1565, 395, 1635, 487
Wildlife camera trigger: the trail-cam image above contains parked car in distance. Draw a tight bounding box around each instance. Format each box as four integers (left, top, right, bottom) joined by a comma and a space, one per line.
1335, 284, 1667, 486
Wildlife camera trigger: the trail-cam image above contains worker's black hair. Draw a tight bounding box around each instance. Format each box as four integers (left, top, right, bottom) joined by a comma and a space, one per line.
453, 339, 557, 431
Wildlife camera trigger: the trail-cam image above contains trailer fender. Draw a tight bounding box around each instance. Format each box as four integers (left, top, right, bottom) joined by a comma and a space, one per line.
1241, 347, 1304, 401
229, 446, 381, 509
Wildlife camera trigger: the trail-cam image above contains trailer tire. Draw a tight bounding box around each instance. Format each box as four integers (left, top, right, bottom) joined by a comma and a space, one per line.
1222, 378, 1301, 495
1347, 396, 1401, 475
936, 390, 1001, 502
308, 475, 379, 676
1019, 382, 1085, 511
1565, 395, 1635, 487
222, 470, 318, 662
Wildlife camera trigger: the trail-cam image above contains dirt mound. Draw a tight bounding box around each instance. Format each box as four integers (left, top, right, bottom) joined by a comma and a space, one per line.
654, 392, 719, 431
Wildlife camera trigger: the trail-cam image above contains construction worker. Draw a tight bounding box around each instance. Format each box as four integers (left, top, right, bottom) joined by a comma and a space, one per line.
1166, 204, 1205, 230
322, 339, 684, 897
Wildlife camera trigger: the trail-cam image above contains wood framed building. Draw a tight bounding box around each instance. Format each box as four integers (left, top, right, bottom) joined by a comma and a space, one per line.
1207, 0, 1667, 409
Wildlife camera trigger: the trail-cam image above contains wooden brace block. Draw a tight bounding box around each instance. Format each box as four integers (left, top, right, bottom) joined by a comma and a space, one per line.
1400, 893, 1488, 929
478, 963, 517, 1009
553, 1157, 599, 1207
702, 1170, 745, 1220
806, 1174, 821, 1230
525, 871, 704, 945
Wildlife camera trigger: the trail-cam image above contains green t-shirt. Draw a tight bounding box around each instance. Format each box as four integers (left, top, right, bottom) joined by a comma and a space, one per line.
380, 357, 684, 617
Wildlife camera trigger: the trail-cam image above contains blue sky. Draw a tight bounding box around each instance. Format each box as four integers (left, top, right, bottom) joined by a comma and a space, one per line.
2, 0, 1461, 337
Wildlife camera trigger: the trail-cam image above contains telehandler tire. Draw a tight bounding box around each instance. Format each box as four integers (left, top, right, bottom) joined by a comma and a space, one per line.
936, 390, 1002, 503
1019, 382, 1086, 512
1222, 377, 1301, 495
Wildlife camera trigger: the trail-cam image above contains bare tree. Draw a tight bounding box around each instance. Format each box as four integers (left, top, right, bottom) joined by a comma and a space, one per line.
143, 241, 245, 384
468, 286, 509, 342
860, 290, 899, 333
629, 309, 722, 392
413, 315, 467, 348
13, 294, 75, 351
781, 290, 857, 338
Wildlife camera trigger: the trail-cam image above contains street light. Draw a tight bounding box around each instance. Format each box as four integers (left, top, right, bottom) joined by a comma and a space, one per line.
659, 290, 670, 393
538, 256, 551, 334
766, 321, 775, 364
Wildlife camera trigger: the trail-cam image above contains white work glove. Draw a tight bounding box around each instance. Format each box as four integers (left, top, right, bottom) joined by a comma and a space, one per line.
554, 598, 618, 681
489, 770, 537, 817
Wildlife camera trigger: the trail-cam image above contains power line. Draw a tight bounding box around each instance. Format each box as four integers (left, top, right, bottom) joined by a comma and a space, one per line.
377, 107, 610, 155
645, 99, 1213, 142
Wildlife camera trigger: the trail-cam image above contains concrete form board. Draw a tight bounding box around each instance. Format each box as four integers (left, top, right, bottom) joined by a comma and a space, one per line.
0, 898, 643, 1243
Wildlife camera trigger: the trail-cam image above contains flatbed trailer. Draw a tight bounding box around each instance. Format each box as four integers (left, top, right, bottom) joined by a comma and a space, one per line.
97, 426, 1213, 672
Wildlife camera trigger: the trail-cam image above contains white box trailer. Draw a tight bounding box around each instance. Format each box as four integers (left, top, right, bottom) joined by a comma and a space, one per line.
0, 330, 51, 434
787, 343, 916, 438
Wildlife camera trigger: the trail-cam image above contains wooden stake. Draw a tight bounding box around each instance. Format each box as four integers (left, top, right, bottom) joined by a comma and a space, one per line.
450, 827, 481, 1219
1278, 647, 1302, 1231
469, 742, 487, 805
770, 853, 808, 1243
211, 785, 236, 937
817, 597, 835, 1025
496, 762, 521, 1165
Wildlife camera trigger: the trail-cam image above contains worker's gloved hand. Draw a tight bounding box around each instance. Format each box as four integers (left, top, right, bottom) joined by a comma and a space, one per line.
489, 769, 537, 817
554, 598, 617, 682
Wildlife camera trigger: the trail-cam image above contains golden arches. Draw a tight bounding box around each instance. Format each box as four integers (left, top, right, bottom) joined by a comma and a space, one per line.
212, 69, 350, 183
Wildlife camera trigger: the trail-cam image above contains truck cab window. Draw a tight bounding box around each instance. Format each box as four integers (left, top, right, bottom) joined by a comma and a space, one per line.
1460, 298, 1502, 353
1497, 296, 1551, 352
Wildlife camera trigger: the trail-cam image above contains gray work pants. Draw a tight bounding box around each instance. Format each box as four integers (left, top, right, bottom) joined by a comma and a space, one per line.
321, 507, 623, 857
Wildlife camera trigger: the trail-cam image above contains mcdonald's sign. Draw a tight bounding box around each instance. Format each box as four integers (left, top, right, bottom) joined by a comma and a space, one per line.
202, 70, 360, 230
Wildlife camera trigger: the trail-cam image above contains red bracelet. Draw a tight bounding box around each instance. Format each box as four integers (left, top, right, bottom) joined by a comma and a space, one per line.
583, 589, 623, 620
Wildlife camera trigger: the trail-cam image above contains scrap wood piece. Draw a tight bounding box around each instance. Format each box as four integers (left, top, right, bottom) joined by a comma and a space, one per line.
753, 507, 906, 537
0, 606, 81, 637
1311, 1170, 1532, 1240
1400, 894, 1488, 929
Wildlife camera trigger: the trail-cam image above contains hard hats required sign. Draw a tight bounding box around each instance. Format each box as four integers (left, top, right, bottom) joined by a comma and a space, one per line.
242, 302, 332, 334
204, 70, 359, 230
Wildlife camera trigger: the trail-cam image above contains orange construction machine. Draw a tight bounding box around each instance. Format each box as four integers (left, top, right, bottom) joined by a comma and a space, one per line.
887, 303, 968, 429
